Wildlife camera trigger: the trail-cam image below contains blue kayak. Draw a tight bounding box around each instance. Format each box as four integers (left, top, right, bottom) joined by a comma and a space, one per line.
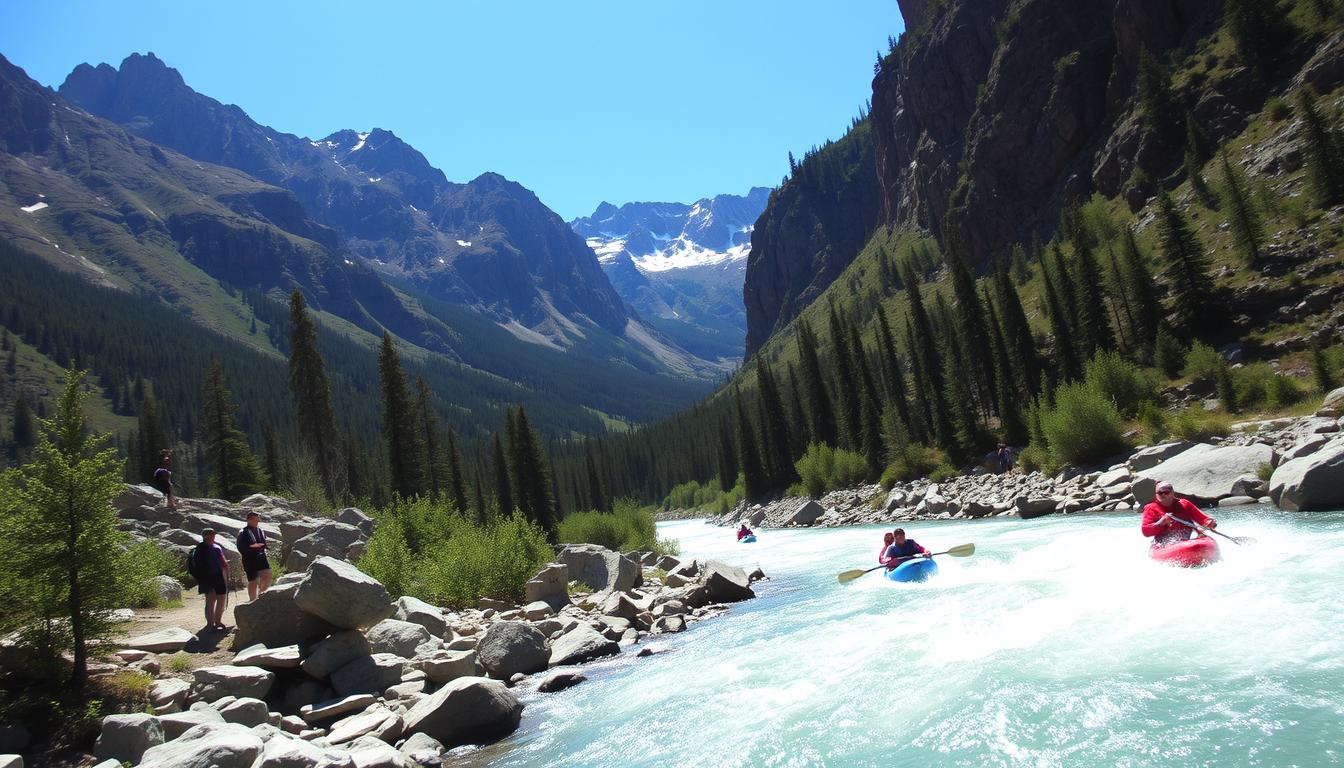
739, 534, 757, 543
886, 557, 938, 582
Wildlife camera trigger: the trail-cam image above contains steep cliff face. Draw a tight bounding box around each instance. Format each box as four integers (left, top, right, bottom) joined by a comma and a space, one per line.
743, 121, 882, 356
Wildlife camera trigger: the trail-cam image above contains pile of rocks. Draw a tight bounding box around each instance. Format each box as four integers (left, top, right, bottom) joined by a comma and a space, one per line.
113, 485, 375, 585
81, 544, 762, 768
717, 400, 1344, 528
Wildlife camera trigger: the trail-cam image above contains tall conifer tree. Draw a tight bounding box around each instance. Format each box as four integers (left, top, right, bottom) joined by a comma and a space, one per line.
446, 427, 468, 513
491, 434, 513, 516
1218, 150, 1264, 265
1296, 89, 1344, 206
796, 320, 837, 446
287, 291, 342, 499
1154, 191, 1214, 334
413, 377, 444, 499
735, 392, 768, 503
827, 307, 862, 448
202, 357, 264, 501
377, 332, 423, 498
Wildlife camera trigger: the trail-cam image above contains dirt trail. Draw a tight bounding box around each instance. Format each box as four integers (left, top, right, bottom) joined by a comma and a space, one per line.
116, 588, 246, 671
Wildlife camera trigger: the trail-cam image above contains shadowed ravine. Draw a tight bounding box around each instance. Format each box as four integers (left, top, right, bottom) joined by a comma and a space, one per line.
461, 508, 1344, 766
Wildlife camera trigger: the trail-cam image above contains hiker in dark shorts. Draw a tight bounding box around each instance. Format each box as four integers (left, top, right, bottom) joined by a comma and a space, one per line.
151, 449, 177, 509
194, 529, 230, 631
236, 511, 272, 601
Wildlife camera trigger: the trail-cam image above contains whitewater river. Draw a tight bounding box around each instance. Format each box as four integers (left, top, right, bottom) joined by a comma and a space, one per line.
462, 507, 1344, 767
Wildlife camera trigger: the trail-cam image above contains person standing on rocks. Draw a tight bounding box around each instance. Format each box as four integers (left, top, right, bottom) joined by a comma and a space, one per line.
236, 511, 272, 601
151, 449, 177, 509
1141, 481, 1217, 547
996, 443, 1015, 474
193, 528, 230, 631
885, 528, 930, 569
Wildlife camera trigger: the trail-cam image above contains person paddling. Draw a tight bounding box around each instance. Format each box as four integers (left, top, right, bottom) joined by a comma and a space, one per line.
737, 523, 754, 541
193, 529, 230, 631
885, 528, 930, 570
1141, 480, 1217, 547
877, 531, 895, 565
236, 511, 272, 601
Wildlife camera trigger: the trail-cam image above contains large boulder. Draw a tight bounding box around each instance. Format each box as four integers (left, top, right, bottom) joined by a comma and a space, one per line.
1317, 386, 1344, 417
1270, 438, 1344, 511
557, 545, 639, 592
300, 694, 377, 724
366, 619, 434, 658
149, 678, 190, 711
393, 596, 448, 638
293, 557, 394, 630
232, 644, 302, 670
1128, 441, 1195, 471
301, 630, 372, 679
233, 583, 338, 651
284, 522, 364, 572
402, 677, 523, 747
699, 560, 755, 603
788, 499, 825, 526
475, 622, 548, 680
336, 507, 375, 535
94, 713, 163, 764
138, 722, 263, 768
548, 624, 619, 667
218, 697, 270, 727
523, 563, 571, 611
192, 666, 275, 701
1134, 443, 1277, 502
1014, 496, 1057, 519
158, 705, 225, 740
345, 734, 409, 768
124, 627, 195, 653
330, 653, 406, 697
257, 735, 356, 768
415, 649, 480, 684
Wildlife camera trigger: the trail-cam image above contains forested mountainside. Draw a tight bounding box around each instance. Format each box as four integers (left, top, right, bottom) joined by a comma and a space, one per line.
0, 52, 719, 491
562, 0, 1344, 511
572, 188, 769, 362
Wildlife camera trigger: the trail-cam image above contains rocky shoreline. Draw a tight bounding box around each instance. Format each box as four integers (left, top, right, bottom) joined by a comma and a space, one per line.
2, 490, 765, 768
711, 392, 1344, 530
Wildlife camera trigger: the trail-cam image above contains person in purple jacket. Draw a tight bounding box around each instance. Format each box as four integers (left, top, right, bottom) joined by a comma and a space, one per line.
884, 528, 930, 570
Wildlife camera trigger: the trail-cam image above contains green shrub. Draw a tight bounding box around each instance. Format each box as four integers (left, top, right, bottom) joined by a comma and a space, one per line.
558, 499, 662, 553
359, 497, 553, 606
1267, 96, 1293, 121
1015, 444, 1055, 475
1169, 407, 1232, 441
1138, 400, 1169, 441
1266, 373, 1303, 407
1083, 350, 1155, 417
121, 541, 184, 608
1040, 382, 1128, 465
1154, 328, 1185, 379
881, 444, 952, 485
1256, 462, 1275, 482
660, 477, 743, 513
1183, 341, 1224, 383
165, 653, 192, 673
794, 443, 868, 498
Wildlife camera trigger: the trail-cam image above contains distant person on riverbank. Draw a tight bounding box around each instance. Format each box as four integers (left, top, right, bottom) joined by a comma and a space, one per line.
237, 511, 272, 600
737, 524, 754, 541
996, 443, 1015, 474
151, 449, 177, 509
878, 531, 895, 565
885, 528, 930, 570
192, 529, 230, 631
1141, 481, 1216, 547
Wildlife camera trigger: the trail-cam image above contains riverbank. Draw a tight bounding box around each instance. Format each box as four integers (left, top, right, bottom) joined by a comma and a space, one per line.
705, 403, 1344, 530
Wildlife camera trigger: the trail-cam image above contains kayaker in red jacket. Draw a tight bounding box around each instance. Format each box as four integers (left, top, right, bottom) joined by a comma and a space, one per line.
1141, 480, 1217, 546
885, 528, 930, 570
877, 531, 895, 565
737, 524, 753, 541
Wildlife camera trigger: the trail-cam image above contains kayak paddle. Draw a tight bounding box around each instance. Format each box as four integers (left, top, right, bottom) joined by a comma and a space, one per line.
1169, 516, 1256, 546
836, 543, 975, 584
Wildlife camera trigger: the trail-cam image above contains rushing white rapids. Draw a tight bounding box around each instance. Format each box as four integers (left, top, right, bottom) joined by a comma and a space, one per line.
460, 507, 1344, 767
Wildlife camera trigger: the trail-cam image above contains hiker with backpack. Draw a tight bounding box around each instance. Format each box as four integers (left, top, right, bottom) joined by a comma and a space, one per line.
236, 511, 272, 601
190, 528, 230, 631
151, 449, 177, 509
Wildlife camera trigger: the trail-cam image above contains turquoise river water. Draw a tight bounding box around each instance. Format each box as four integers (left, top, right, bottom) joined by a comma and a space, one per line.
461, 507, 1344, 767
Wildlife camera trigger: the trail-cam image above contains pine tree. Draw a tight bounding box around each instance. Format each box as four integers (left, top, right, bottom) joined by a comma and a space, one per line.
827, 307, 862, 447
1040, 261, 1081, 381
446, 427, 469, 513
511, 407, 557, 537
492, 433, 513, 516
1064, 206, 1115, 358
1225, 0, 1286, 72
1155, 190, 1214, 334
992, 264, 1036, 392
11, 394, 34, 459
202, 357, 264, 501
1185, 111, 1213, 165
1010, 243, 1032, 285
1312, 339, 1337, 392
735, 391, 768, 503
378, 332, 423, 499
1118, 228, 1162, 354
873, 304, 913, 435
413, 378, 444, 499
716, 417, 738, 492
4, 346, 14, 376
1153, 325, 1185, 378
1137, 47, 1179, 141
1048, 243, 1080, 334
287, 291, 342, 499
985, 287, 1028, 444
262, 424, 283, 491
585, 448, 609, 513
1217, 362, 1239, 413
784, 364, 810, 457
1218, 150, 1264, 265
942, 224, 996, 415
796, 320, 837, 446
901, 261, 952, 447
859, 393, 884, 479
135, 391, 165, 483
1296, 88, 1344, 206
754, 357, 797, 491
1185, 148, 1216, 207
0, 370, 126, 693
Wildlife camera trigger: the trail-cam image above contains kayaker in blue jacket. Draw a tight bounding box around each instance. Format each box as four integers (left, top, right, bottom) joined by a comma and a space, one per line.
885, 528, 930, 570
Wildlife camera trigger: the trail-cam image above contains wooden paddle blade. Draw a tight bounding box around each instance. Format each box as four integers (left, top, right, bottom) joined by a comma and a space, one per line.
1230, 535, 1257, 546
837, 569, 870, 584
944, 543, 975, 557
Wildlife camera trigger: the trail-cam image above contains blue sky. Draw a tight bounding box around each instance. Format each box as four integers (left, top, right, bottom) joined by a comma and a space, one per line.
2, 1, 903, 220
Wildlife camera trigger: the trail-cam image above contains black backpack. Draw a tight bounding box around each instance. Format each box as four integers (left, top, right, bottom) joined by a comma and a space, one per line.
184, 545, 201, 579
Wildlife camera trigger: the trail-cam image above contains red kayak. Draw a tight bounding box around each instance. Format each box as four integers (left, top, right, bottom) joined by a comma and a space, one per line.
1149, 536, 1221, 567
